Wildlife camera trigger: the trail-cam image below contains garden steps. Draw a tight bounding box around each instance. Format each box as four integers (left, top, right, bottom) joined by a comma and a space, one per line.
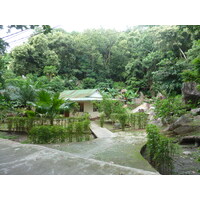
90, 122, 115, 138
0, 139, 158, 175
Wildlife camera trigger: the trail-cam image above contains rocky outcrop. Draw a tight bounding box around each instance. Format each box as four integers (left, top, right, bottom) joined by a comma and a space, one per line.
166, 114, 200, 135
131, 103, 150, 113
191, 108, 200, 115
173, 125, 199, 135
134, 92, 145, 105
167, 115, 193, 131
182, 82, 200, 104
156, 92, 165, 99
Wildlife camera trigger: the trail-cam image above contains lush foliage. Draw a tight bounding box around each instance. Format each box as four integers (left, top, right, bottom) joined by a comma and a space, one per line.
1, 25, 200, 97
146, 124, 178, 174
117, 114, 128, 131
98, 98, 127, 119
181, 40, 200, 92
30, 90, 66, 125
154, 96, 188, 124
102, 111, 148, 131
29, 125, 66, 144
100, 113, 105, 127
5, 117, 41, 132
28, 118, 91, 144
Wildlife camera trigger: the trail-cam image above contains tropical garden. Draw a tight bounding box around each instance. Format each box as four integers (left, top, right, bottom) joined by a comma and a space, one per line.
0, 25, 200, 175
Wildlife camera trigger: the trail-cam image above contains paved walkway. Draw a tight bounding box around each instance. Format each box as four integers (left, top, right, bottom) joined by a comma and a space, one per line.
90, 122, 115, 138
0, 139, 158, 175
44, 130, 158, 173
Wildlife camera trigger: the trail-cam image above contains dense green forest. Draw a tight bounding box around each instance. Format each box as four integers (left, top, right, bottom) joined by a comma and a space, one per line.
1, 25, 200, 175
1, 25, 200, 99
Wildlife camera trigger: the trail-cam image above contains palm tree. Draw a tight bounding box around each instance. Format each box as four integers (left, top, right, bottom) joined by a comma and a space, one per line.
18, 82, 36, 107
32, 90, 64, 125
60, 100, 79, 117
32, 90, 79, 125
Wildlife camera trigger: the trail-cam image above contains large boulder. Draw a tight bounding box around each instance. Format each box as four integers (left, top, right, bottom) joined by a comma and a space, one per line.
191, 108, 200, 115
150, 118, 163, 127
166, 114, 200, 135
182, 82, 200, 104
156, 92, 165, 99
134, 92, 145, 105
131, 103, 150, 113
113, 122, 121, 129
173, 125, 199, 135
167, 115, 193, 131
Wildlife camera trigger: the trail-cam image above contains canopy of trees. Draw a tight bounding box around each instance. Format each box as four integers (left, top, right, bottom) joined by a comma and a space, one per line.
1, 25, 200, 96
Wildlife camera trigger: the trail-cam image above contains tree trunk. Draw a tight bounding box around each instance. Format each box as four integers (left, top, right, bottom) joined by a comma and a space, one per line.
179, 47, 187, 59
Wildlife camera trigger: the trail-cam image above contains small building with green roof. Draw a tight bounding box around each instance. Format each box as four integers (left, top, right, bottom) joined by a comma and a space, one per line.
60, 89, 103, 118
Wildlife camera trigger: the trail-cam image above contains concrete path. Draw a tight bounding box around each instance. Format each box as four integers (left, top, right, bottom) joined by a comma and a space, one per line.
42, 129, 158, 174
90, 122, 115, 138
0, 139, 158, 175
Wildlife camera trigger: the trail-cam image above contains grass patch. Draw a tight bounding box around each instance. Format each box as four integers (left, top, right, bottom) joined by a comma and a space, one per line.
0, 132, 18, 140
21, 139, 32, 144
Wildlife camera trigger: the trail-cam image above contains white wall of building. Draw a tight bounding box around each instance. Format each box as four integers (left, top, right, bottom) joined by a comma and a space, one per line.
70, 101, 100, 118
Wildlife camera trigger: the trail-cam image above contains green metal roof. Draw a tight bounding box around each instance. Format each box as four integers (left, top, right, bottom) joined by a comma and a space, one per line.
60, 89, 98, 99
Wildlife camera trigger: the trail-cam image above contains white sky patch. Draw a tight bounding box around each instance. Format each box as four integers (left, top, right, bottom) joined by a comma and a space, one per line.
0, 28, 34, 52
1, 0, 199, 51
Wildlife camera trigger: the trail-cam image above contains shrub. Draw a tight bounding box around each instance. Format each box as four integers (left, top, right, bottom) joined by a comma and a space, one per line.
74, 122, 84, 142
146, 124, 178, 174
67, 123, 74, 142
6, 117, 38, 132
81, 113, 90, 120
98, 97, 126, 119
82, 119, 91, 141
128, 113, 148, 130
6, 117, 55, 132
66, 120, 91, 142
146, 124, 160, 164
110, 113, 118, 125
154, 96, 187, 124
117, 113, 128, 131
100, 113, 105, 127
25, 110, 36, 117
136, 112, 148, 129
154, 135, 177, 174
129, 113, 136, 129
98, 98, 114, 119
82, 78, 96, 89
29, 125, 66, 144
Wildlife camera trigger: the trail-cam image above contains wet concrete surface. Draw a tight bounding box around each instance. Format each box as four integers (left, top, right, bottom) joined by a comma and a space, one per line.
42, 130, 158, 173
0, 139, 158, 175
90, 122, 115, 138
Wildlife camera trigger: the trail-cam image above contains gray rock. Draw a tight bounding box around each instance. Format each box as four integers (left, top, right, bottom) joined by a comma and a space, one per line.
183, 151, 192, 155
132, 103, 150, 113
173, 125, 199, 134
191, 108, 200, 115
182, 82, 200, 104
150, 118, 163, 127
156, 92, 165, 99
113, 123, 121, 129
167, 115, 193, 131
166, 114, 200, 135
